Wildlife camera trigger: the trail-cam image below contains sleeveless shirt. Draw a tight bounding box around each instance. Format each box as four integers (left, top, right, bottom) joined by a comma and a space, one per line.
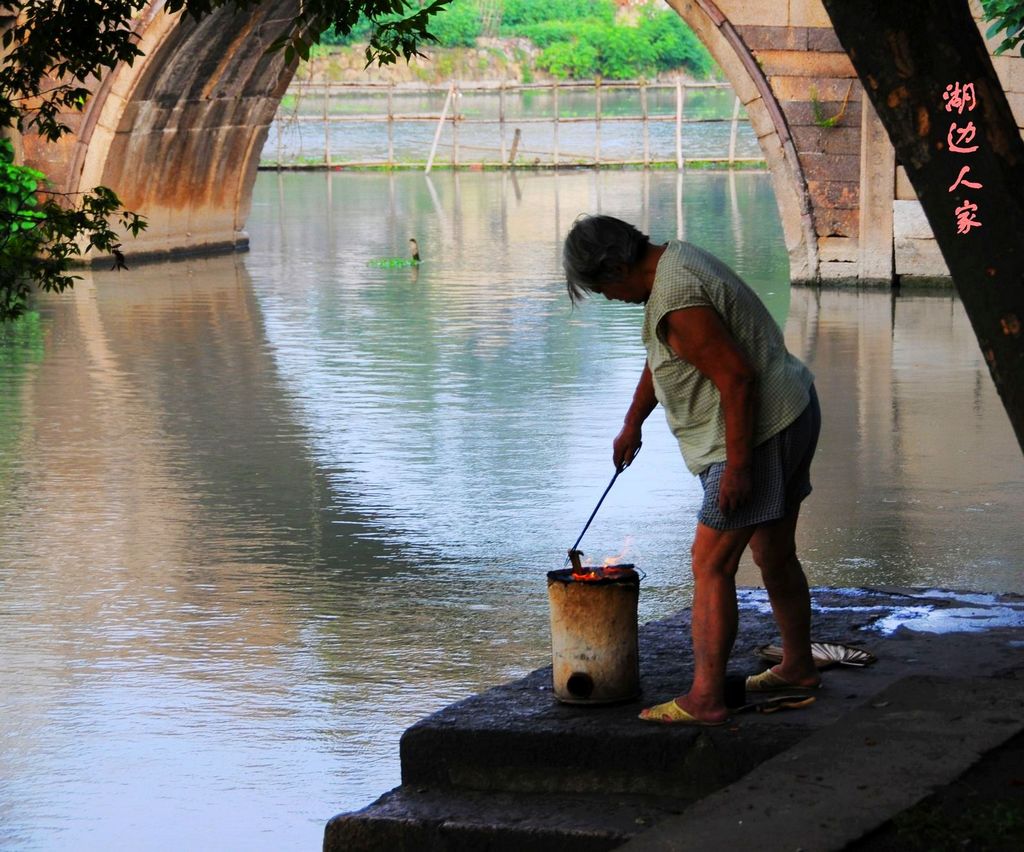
641, 241, 814, 475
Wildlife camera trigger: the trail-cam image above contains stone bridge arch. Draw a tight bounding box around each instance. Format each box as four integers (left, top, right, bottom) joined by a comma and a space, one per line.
668, 0, 879, 284
666, 0, 824, 283
26, 0, 302, 258
28, 0, 844, 279
23, 0, 1024, 282
31, 0, 832, 276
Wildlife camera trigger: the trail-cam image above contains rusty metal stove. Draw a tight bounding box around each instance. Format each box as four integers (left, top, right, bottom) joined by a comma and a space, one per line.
546, 551, 641, 705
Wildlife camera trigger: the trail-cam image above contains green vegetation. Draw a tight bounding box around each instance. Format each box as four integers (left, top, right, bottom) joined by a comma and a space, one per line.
527, 6, 712, 80
982, 0, 1024, 55
426, 1, 484, 47
0, 139, 144, 321
503, 0, 616, 28
809, 83, 853, 129
321, 0, 715, 80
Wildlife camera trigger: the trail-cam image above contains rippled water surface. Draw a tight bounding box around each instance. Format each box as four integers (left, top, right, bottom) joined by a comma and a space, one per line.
1, 170, 1021, 850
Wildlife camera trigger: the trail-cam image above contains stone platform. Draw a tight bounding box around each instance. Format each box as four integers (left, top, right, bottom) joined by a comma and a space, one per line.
324, 587, 1024, 851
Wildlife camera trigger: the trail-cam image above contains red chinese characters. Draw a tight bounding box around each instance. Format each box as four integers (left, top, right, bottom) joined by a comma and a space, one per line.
944, 81, 982, 234
947, 121, 978, 154
955, 201, 982, 234
943, 81, 977, 114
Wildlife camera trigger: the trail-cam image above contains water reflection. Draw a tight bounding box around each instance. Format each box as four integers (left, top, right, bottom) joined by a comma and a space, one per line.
783, 287, 1023, 589
0, 170, 1020, 851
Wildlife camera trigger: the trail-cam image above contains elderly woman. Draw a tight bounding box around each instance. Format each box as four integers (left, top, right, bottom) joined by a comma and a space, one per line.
563, 215, 822, 725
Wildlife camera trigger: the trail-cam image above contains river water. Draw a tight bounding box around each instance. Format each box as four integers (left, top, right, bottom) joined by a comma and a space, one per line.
1, 169, 1021, 850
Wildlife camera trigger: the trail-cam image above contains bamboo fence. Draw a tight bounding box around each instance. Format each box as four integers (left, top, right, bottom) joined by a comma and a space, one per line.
262, 78, 763, 171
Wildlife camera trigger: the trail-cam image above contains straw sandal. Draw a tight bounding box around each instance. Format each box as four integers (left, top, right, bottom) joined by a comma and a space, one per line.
746, 668, 821, 693
638, 699, 728, 726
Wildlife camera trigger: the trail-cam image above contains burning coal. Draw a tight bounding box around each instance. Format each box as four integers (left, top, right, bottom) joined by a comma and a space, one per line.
567, 548, 638, 583
570, 565, 637, 582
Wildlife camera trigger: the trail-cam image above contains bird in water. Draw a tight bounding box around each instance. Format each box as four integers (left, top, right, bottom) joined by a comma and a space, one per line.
368, 238, 421, 267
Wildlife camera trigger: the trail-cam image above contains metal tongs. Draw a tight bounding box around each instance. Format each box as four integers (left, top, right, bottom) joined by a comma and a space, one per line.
562, 444, 641, 567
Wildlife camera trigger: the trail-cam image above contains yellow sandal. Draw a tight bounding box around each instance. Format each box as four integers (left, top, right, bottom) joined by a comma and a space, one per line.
638, 699, 728, 726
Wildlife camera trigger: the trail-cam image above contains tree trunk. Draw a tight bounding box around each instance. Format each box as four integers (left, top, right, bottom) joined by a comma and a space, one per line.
822, 0, 1024, 454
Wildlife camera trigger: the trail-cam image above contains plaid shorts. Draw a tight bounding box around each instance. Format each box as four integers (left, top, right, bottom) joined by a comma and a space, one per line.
697, 385, 820, 531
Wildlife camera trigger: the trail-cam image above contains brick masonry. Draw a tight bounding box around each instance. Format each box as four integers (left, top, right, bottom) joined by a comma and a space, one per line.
719, 0, 1023, 281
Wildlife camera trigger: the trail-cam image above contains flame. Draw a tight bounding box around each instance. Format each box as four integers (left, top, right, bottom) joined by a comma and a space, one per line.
568, 538, 637, 581
571, 564, 635, 582
602, 536, 635, 567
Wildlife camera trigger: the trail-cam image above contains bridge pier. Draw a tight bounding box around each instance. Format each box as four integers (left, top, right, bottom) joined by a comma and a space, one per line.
669, 0, 1024, 286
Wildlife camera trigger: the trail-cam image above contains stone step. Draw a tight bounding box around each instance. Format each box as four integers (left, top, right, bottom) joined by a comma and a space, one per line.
325, 588, 1024, 851
396, 587, 962, 799
617, 674, 1024, 852
327, 674, 1024, 852
324, 786, 692, 852
399, 667, 811, 799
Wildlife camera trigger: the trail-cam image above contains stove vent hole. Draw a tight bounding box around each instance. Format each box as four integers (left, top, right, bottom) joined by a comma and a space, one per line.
566, 672, 594, 698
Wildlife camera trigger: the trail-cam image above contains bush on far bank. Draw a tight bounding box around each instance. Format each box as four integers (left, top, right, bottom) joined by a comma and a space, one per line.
317, 0, 715, 80
500, 0, 617, 29
428, 1, 485, 47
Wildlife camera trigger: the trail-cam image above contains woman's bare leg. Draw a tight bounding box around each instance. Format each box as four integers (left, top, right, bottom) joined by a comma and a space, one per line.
749, 507, 818, 687
652, 521, 755, 722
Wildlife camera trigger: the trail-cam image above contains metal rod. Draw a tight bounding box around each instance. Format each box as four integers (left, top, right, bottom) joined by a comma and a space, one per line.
563, 449, 639, 567
564, 468, 620, 566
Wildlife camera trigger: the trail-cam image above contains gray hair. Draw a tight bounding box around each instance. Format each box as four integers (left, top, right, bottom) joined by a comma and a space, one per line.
562, 215, 650, 304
